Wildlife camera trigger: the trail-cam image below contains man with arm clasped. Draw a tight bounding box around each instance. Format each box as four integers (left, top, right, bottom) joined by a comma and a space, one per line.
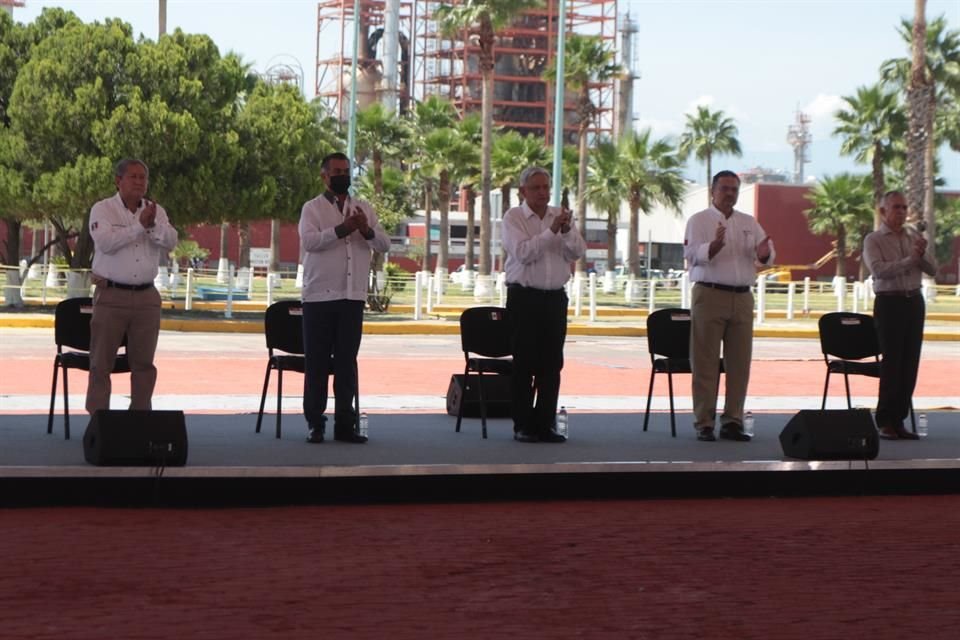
299, 152, 390, 444
86, 158, 178, 414
683, 170, 774, 442
502, 167, 586, 443
863, 190, 937, 441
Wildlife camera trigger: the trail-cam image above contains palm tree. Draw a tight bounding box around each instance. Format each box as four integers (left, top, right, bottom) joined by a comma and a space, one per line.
410, 96, 459, 272
455, 113, 483, 274
492, 130, 549, 215
618, 129, 685, 278
881, 11, 960, 252
422, 126, 478, 280
832, 84, 907, 229
356, 102, 412, 196
678, 105, 742, 205
436, 0, 542, 290
545, 34, 620, 273
584, 140, 627, 287
803, 174, 874, 279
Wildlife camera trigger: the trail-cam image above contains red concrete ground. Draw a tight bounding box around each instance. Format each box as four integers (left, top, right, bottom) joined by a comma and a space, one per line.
5, 344, 957, 400
2, 496, 959, 639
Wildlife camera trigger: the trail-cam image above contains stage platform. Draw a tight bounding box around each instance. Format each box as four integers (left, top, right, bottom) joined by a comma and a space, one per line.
2, 411, 959, 505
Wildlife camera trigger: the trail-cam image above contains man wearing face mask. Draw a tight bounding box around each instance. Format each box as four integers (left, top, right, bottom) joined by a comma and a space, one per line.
299, 152, 390, 443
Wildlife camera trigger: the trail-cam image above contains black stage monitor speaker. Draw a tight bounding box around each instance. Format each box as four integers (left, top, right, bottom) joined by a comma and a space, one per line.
83, 410, 188, 466
779, 409, 878, 460
446, 374, 512, 418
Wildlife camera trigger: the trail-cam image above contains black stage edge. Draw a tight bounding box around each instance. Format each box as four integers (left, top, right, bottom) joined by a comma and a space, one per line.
3, 467, 960, 507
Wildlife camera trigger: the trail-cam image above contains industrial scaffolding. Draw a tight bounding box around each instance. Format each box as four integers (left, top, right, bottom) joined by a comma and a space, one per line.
316, 0, 619, 144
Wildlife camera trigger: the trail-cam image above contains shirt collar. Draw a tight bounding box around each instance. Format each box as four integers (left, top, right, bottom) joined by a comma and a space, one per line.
522, 201, 552, 219
879, 222, 900, 235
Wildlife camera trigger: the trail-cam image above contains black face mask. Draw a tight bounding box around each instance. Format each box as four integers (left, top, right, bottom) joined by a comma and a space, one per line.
329, 175, 351, 195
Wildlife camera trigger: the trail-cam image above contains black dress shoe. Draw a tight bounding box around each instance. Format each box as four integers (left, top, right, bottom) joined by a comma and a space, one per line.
696, 427, 716, 442
538, 429, 567, 443
306, 424, 325, 443
894, 426, 919, 440
514, 430, 539, 443
334, 429, 368, 444
719, 423, 752, 442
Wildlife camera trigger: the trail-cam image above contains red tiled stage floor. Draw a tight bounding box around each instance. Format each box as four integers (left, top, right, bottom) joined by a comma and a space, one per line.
2, 496, 959, 639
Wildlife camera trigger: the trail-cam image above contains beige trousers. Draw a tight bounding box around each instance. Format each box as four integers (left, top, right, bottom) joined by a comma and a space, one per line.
86, 284, 162, 413
690, 284, 754, 429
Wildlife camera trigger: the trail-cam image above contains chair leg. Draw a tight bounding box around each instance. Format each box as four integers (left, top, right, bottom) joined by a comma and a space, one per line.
477, 372, 488, 439
821, 370, 830, 410
455, 367, 469, 434
276, 369, 283, 439
843, 372, 853, 409
666, 371, 676, 438
48, 361, 59, 435
256, 363, 272, 434
909, 399, 916, 433
643, 370, 656, 432
63, 367, 70, 441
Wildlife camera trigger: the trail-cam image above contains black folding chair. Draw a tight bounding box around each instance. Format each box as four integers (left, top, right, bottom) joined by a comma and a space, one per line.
818, 311, 915, 431
455, 306, 513, 439
643, 307, 723, 437
48, 297, 130, 440
255, 299, 359, 438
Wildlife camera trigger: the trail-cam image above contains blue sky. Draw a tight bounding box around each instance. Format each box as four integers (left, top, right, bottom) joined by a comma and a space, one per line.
12, 0, 960, 188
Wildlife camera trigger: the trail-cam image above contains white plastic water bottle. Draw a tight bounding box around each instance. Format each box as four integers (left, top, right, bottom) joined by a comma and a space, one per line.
358, 412, 369, 438
744, 411, 755, 437
556, 406, 569, 438
917, 413, 928, 438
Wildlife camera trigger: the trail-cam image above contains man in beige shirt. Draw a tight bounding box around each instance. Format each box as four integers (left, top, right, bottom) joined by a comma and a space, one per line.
862, 190, 937, 440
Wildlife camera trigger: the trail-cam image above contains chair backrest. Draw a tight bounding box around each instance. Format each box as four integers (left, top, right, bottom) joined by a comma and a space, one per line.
818, 312, 880, 361
459, 306, 512, 359
54, 297, 95, 351
646, 307, 691, 360
264, 299, 305, 355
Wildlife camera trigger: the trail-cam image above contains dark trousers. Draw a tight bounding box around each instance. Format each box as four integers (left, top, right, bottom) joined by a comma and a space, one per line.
506, 286, 568, 435
302, 299, 363, 428
874, 294, 925, 429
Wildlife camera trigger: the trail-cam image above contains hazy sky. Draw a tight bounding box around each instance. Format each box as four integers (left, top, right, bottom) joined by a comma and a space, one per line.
12, 0, 960, 187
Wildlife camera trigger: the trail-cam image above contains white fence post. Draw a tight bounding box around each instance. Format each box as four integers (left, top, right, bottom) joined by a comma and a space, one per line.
225, 265, 235, 319
755, 274, 766, 324
786, 281, 795, 320
413, 272, 423, 320
588, 272, 597, 322
648, 278, 657, 313
185, 268, 194, 311
803, 277, 811, 315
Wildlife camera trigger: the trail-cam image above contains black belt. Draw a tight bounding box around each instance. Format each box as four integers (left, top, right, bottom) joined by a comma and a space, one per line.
506, 283, 565, 294
697, 282, 750, 293
876, 289, 922, 298
105, 280, 154, 291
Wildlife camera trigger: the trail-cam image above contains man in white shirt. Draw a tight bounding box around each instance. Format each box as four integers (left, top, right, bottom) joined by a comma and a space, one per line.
299, 152, 390, 443
863, 190, 937, 440
502, 167, 586, 443
87, 159, 178, 414
683, 170, 773, 442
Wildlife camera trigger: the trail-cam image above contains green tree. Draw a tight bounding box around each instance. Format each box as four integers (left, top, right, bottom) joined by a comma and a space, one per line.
492, 130, 548, 215
454, 113, 482, 274
584, 140, 626, 276
618, 129, 685, 278
545, 34, 619, 273
437, 0, 542, 285
833, 84, 907, 229
803, 174, 874, 279
410, 96, 459, 272
356, 102, 412, 196
422, 126, 478, 276
678, 105, 742, 205
881, 13, 960, 257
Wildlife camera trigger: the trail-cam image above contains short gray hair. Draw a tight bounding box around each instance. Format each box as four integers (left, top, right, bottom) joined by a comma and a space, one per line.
115, 158, 149, 179
519, 166, 550, 187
